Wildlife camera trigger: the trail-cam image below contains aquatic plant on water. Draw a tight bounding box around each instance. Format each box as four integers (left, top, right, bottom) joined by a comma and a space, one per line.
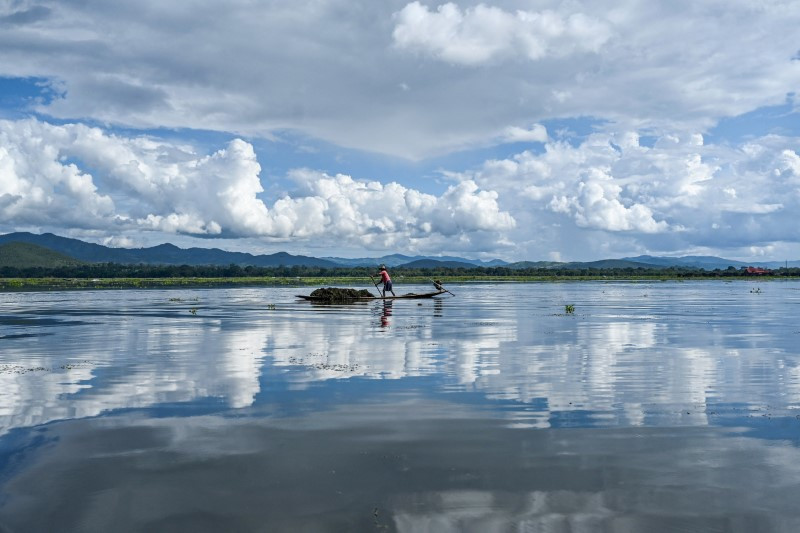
309, 287, 374, 302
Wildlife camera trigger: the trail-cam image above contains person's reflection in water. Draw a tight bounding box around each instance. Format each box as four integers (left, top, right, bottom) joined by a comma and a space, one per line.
381, 300, 393, 328
434, 298, 443, 318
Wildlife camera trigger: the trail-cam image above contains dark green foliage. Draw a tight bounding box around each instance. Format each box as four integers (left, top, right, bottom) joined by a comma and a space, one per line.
1, 262, 799, 280
309, 287, 374, 301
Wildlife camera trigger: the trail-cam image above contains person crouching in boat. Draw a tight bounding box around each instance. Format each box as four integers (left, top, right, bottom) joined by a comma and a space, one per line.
374, 266, 396, 297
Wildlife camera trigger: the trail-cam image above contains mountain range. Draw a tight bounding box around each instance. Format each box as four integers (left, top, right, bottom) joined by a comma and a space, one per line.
0, 232, 337, 268
0, 241, 83, 268
621, 255, 799, 270
1, 232, 797, 270
322, 253, 507, 268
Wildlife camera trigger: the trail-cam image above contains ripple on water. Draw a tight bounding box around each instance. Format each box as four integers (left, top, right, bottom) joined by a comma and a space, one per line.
1, 282, 800, 529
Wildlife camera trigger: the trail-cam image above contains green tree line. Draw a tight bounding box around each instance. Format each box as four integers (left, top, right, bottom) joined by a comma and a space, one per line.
1, 263, 799, 279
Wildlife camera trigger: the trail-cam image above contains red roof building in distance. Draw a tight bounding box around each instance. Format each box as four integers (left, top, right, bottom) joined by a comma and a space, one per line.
744, 266, 771, 275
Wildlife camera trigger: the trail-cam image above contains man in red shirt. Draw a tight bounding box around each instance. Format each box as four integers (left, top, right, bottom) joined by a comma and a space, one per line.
374, 266, 396, 297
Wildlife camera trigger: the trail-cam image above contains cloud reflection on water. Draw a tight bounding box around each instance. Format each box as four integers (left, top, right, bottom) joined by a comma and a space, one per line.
0, 301, 273, 433
1, 401, 799, 532
0, 283, 799, 437
1, 283, 800, 530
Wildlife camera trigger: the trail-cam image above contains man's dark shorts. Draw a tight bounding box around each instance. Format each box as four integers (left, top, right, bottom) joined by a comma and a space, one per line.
384, 281, 393, 292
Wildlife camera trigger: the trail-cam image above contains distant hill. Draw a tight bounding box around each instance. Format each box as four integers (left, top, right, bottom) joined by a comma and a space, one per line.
510, 255, 799, 271
576, 259, 664, 269
0, 242, 83, 268
623, 255, 747, 270
0, 232, 138, 263
2, 232, 796, 271
505, 261, 563, 269
322, 253, 416, 267
397, 259, 478, 269
323, 253, 507, 268
0, 232, 337, 268
506, 259, 663, 270
621, 255, 799, 270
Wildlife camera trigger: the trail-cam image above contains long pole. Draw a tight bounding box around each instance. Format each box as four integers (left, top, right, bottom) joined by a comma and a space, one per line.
369, 274, 382, 296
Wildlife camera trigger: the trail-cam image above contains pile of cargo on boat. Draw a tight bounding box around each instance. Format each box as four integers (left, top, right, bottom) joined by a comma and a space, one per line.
308, 287, 374, 302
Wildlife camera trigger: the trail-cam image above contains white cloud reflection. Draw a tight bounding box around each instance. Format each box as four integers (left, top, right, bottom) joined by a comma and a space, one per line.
1, 283, 799, 436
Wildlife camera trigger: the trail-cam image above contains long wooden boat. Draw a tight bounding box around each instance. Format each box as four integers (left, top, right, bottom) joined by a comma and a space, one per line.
296, 289, 447, 301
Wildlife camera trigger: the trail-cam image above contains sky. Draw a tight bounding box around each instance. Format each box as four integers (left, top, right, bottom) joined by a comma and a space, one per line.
0, 0, 799, 262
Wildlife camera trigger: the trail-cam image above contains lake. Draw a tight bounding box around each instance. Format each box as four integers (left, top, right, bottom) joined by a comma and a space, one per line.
1, 281, 799, 532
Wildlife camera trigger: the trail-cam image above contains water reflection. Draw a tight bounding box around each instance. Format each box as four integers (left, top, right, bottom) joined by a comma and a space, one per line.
0, 292, 276, 434
1, 282, 800, 530
0, 283, 799, 435
1, 402, 799, 532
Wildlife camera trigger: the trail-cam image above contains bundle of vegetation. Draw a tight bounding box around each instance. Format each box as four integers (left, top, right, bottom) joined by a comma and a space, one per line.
309, 287, 374, 302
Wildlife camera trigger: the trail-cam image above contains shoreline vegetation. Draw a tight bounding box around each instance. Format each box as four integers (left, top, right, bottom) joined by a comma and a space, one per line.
1, 264, 799, 290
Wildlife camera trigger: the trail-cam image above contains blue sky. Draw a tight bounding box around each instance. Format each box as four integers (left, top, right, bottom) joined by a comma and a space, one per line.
1, 1, 799, 261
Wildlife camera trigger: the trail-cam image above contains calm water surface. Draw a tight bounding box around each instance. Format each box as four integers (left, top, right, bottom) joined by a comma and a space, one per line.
1, 281, 799, 532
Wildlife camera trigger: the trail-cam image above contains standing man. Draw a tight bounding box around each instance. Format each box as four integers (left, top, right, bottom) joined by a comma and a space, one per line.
374, 265, 396, 298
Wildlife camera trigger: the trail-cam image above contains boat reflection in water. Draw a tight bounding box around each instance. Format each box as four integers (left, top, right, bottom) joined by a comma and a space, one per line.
1, 282, 799, 531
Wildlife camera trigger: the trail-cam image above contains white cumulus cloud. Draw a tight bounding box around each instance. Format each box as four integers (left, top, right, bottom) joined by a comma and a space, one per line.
460, 129, 800, 258
0, 118, 514, 251
565, 172, 669, 233
287, 169, 515, 243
